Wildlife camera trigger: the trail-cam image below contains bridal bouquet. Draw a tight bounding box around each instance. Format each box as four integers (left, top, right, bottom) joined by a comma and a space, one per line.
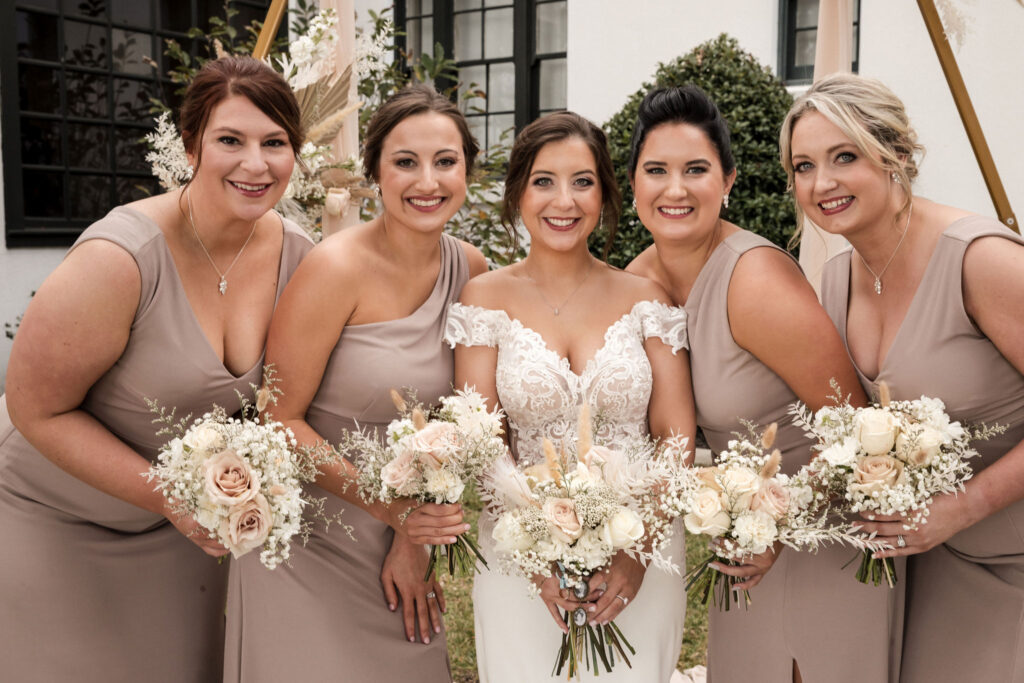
791, 381, 1004, 586
145, 368, 328, 569
682, 422, 874, 609
347, 387, 507, 578
479, 406, 691, 678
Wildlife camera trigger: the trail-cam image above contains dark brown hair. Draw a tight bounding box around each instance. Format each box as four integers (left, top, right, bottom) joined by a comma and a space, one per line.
502, 111, 622, 259
362, 83, 479, 183
179, 56, 303, 181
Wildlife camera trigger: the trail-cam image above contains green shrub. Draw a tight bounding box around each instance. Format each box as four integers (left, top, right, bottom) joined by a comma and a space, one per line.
596, 34, 796, 267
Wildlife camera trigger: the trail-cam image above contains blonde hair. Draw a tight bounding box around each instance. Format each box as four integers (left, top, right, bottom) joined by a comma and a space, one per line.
779, 73, 925, 246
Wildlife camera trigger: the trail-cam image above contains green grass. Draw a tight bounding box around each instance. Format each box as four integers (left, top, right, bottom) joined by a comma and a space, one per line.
441, 500, 710, 681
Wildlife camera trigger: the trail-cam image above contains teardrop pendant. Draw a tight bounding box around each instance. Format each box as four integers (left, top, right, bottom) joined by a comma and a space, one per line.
873, 278, 882, 295
219, 277, 228, 295
553, 308, 559, 316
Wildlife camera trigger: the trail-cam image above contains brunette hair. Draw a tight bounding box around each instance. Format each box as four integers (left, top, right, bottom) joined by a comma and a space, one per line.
502, 111, 622, 259
362, 83, 479, 183
179, 56, 303, 180
628, 85, 735, 181
779, 73, 924, 237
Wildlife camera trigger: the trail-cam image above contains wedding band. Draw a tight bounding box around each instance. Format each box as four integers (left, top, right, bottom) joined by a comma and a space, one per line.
615, 594, 628, 606
426, 591, 437, 599
897, 535, 907, 548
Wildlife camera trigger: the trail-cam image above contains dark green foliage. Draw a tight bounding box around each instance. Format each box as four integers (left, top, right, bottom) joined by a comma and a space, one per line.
596, 34, 796, 267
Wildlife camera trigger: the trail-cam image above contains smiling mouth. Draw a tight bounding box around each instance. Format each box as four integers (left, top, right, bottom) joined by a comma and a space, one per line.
408, 197, 444, 208
544, 217, 580, 230
819, 196, 853, 214
658, 206, 694, 217
229, 180, 272, 193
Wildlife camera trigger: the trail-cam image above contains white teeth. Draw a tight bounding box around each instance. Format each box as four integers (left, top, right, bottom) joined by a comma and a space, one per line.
660, 207, 693, 216
409, 197, 443, 207
546, 217, 577, 227
231, 181, 269, 192
821, 197, 852, 210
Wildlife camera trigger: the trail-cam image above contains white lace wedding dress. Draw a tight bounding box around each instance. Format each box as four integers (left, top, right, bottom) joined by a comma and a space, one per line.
445, 300, 689, 683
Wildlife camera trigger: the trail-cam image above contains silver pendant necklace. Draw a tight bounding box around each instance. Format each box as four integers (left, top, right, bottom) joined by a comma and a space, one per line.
526, 258, 595, 316
186, 190, 259, 295
858, 201, 913, 295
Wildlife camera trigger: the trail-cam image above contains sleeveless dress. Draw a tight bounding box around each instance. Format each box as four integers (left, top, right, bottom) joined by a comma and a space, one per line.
689, 229, 903, 683
821, 216, 1024, 683
445, 299, 689, 683
224, 232, 469, 682
0, 206, 312, 683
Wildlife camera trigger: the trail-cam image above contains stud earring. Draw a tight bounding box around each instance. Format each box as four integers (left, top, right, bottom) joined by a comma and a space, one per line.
631, 197, 637, 211
891, 172, 901, 185
374, 185, 382, 198
723, 194, 730, 209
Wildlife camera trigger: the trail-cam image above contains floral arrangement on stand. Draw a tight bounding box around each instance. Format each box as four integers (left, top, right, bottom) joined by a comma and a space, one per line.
681, 422, 879, 609
145, 367, 345, 569
791, 380, 1004, 586
479, 405, 692, 678
345, 387, 507, 579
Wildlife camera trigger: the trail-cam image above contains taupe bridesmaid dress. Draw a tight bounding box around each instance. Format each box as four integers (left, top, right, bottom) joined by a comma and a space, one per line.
0, 206, 312, 683
224, 233, 468, 682
821, 216, 1024, 683
688, 229, 902, 683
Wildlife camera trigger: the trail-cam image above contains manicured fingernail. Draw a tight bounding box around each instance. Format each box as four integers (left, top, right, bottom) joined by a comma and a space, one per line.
424, 636, 430, 644
588, 605, 596, 613
409, 636, 415, 642
434, 625, 441, 633
463, 524, 472, 532
388, 603, 396, 611
866, 514, 875, 520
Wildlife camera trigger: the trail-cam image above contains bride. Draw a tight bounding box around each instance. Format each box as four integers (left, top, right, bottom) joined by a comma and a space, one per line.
445, 111, 696, 682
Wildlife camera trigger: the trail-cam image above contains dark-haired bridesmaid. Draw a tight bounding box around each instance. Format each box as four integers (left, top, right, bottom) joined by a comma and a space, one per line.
783, 72, 1024, 683
626, 85, 901, 682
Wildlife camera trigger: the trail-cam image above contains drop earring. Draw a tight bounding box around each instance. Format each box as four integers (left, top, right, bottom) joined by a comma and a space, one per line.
891, 172, 901, 185
723, 194, 730, 209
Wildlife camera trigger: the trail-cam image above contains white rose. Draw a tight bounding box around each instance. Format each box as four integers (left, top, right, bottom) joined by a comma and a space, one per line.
854, 408, 900, 456
820, 437, 860, 468
184, 423, 224, 455
535, 536, 570, 563
600, 508, 645, 550
684, 488, 732, 537
895, 425, 944, 467
492, 514, 533, 553
424, 468, 465, 503
732, 510, 778, 555
721, 467, 761, 512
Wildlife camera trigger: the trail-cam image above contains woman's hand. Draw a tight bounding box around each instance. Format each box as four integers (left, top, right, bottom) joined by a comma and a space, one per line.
585, 551, 647, 626
381, 535, 446, 644
710, 540, 782, 591
535, 574, 596, 634
858, 492, 970, 560
386, 499, 469, 545
162, 503, 229, 557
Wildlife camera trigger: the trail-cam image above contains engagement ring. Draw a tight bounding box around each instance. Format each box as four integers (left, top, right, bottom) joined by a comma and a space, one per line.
896, 535, 906, 548
615, 594, 628, 606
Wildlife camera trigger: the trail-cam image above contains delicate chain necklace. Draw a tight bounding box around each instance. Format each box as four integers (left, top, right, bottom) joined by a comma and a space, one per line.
858, 201, 913, 295
186, 190, 259, 295
525, 258, 595, 316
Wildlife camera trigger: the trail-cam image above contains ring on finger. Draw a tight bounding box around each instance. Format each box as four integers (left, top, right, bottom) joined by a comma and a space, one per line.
896, 535, 907, 548
615, 594, 628, 606
426, 591, 437, 599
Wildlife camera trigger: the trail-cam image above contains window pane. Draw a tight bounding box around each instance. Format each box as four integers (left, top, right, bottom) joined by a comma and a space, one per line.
538, 58, 566, 111
16, 11, 60, 61
68, 123, 111, 170
422, 19, 434, 56
111, 0, 152, 26
65, 20, 109, 69
21, 118, 63, 166
466, 115, 486, 152
112, 29, 153, 75
18, 64, 61, 114
23, 170, 65, 218
454, 11, 482, 61
795, 0, 819, 28
406, 18, 422, 56
458, 64, 486, 114
487, 113, 514, 149
488, 61, 514, 112
455, 0, 482, 9
115, 127, 153, 172
117, 176, 161, 203
20, 0, 58, 9
536, 1, 567, 54
484, 0, 511, 6
794, 29, 816, 67
159, 1, 193, 32
63, 0, 107, 19
483, 8, 513, 59
113, 78, 153, 121
65, 70, 110, 118
69, 175, 113, 219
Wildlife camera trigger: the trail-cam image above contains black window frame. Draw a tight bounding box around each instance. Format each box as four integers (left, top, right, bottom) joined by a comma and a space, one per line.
778, 0, 861, 85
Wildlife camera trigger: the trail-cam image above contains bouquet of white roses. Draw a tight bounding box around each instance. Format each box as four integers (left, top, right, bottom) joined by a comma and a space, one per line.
479, 405, 691, 678
791, 380, 1004, 586
347, 386, 507, 579
682, 422, 874, 609
145, 368, 329, 569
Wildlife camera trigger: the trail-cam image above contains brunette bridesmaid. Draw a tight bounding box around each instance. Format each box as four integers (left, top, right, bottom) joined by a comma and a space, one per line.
223, 84, 488, 682
783, 72, 1024, 683
0, 56, 312, 682
626, 85, 902, 682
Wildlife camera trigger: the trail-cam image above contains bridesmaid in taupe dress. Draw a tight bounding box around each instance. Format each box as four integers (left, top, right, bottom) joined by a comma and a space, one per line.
223, 85, 488, 682
0, 57, 311, 682
784, 73, 1024, 683
627, 86, 903, 682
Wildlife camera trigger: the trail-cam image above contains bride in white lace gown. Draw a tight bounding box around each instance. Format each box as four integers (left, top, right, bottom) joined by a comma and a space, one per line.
445, 112, 696, 682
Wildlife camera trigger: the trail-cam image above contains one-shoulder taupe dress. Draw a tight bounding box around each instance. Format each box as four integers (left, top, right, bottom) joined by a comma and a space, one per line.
224, 233, 469, 682
822, 216, 1024, 683
0, 207, 312, 683
689, 229, 903, 683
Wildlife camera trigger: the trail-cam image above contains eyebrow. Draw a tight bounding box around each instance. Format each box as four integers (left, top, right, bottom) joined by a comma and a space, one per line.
642, 158, 711, 166
390, 148, 460, 156
792, 143, 856, 160
210, 126, 286, 138
529, 169, 596, 177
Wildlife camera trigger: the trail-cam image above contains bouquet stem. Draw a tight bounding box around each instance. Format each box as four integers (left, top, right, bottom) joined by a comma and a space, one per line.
424, 534, 488, 581
553, 607, 634, 679
852, 550, 897, 588
684, 553, 752, 611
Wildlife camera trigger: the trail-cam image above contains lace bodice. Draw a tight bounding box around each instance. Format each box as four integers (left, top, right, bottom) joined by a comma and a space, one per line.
445, 300, 687, 464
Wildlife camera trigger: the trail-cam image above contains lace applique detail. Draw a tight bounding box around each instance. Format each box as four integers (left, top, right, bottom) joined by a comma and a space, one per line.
445, 301, 688, 465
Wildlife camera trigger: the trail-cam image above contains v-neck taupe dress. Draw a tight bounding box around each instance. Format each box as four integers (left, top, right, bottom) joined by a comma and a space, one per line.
688, 229, 903, 683
0, 206, 312, 683
822, 215, 1024, 683
224, 233, 469, 683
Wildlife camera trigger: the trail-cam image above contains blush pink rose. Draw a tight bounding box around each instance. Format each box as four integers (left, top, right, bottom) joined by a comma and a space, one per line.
404, 422, 459, 471
381, 450, 420, 496
543, 498, 583, 544
850, 455, 906, 496
750, 479, 791, 521
203, 449, 260, 507
219, 493, 272, 557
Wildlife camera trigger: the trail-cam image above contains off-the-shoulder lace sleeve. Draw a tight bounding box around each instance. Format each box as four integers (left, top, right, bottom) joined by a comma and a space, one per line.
633, 300, 688, 353
444, 303, 510, 348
